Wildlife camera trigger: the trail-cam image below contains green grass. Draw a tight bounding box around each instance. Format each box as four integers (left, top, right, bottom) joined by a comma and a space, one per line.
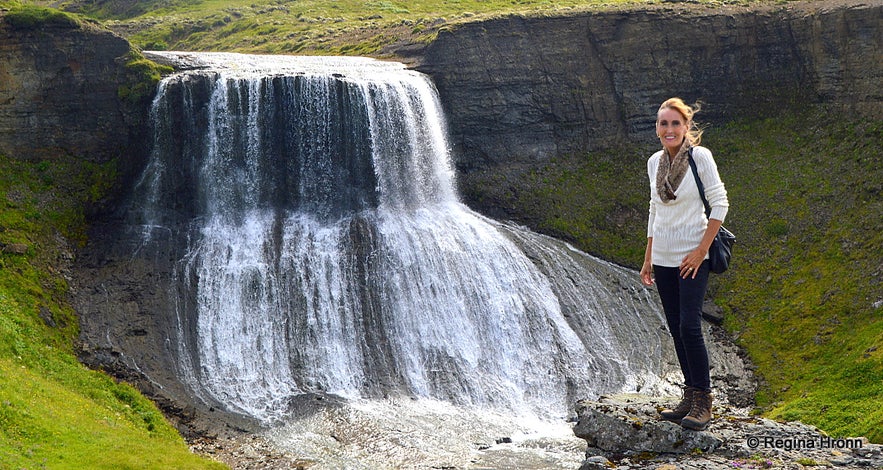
119, 51, 175, 104
0, 155, 226, 469
27, 0, 767, 54
713, 114, 883, 442
2, 3, 82, 29
109, 0, 635, 53
471, 108, 883, 442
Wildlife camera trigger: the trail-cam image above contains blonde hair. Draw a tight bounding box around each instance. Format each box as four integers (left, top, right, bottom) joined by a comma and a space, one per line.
657, 98, 703, 146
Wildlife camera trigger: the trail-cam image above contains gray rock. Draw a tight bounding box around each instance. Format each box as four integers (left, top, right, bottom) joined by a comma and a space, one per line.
580, 455, 613, 470
416, 1, 882, 176
0, 16, 150, 166
574, 395, 723, 455
573, 394, 883, 469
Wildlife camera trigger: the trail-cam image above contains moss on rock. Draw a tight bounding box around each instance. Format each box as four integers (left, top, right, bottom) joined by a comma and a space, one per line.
118, 50, 174, 105
3, 4, 82, 30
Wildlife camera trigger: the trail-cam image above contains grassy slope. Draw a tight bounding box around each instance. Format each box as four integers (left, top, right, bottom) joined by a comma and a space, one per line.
60, 0, 750, 54
0, 156, 226, 468
0, 5, 224, 468
714, 114, 882, 442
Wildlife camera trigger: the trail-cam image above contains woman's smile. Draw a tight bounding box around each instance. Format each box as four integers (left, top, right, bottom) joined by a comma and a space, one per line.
656, 108, 688, 155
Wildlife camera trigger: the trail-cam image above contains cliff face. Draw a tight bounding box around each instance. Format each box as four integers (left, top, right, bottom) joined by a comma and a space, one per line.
0, 12, 147, 167
415, 1, 882, 172
3, 2, 878, 190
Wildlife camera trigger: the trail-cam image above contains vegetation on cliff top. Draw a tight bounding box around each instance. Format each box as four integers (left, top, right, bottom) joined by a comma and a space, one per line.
2, 2, 83, 29
465, 107, 883, 442
119, 49, 174, 104
0, 156, 223, 469
30, 0, 768, 55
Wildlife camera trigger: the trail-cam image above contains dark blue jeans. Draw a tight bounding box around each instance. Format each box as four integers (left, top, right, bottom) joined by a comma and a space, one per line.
654, 261, 711, 392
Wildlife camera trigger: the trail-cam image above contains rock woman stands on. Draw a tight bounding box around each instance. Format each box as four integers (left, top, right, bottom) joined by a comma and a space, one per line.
640, 97, 729, 430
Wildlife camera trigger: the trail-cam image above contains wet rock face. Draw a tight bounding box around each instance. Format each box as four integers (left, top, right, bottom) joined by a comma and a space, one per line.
415, 1, 882, 172
574, 394, 883, 470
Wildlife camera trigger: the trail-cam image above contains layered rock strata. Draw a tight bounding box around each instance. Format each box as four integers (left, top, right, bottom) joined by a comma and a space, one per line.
415, 1, 882, 173
0, 13, 146, 165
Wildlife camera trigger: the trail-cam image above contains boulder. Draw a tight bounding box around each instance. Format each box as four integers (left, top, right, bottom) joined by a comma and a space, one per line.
574, 394, 724, 456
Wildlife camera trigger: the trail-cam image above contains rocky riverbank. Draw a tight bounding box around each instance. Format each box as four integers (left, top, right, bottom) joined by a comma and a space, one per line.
574, 394, 883, 470
184, 393, 883, 470
176, 318, 881, 470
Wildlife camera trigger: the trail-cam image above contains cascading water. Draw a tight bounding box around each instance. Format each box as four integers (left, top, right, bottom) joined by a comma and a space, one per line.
136, 52, 676, 429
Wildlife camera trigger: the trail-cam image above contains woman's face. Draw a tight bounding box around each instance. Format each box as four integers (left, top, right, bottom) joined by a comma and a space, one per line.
656, 107, 689, 154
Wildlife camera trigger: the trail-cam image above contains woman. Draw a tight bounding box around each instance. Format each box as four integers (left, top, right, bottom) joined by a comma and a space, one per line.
640, 98, 729, 431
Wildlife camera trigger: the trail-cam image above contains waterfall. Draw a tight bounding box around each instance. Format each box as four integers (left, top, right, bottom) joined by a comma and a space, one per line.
137, 52, 675, 423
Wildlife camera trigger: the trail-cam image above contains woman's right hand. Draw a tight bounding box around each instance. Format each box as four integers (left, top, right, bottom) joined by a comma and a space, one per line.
640, 262, 655, 286
641, 238, 654, 286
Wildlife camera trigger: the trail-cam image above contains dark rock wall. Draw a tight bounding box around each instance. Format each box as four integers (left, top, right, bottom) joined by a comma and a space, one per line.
3, 2, 878, 185
0, 15, 147, 167
415, 2, 882, 172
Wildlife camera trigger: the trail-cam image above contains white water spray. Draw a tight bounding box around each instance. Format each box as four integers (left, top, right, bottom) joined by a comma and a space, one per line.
138, 52, 675, 424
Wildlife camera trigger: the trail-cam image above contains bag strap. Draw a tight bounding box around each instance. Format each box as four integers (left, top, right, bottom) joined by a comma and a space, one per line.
687, 148, 712, 219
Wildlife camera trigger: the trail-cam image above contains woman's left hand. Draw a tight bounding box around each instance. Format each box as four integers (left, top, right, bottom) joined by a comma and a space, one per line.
679, 248, 707, 279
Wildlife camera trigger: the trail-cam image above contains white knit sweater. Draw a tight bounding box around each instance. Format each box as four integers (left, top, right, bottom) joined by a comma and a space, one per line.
647, 146, 729, 268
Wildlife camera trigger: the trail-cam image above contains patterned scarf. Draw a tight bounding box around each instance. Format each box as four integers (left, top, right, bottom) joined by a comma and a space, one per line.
656, 140, 691, 202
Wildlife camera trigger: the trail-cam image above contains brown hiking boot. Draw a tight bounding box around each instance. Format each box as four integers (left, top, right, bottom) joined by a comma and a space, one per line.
681, 388, 713, 430
660, 387, 695, 422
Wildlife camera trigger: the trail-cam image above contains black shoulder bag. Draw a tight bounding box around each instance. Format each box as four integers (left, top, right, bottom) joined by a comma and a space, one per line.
688, 150, 735, 274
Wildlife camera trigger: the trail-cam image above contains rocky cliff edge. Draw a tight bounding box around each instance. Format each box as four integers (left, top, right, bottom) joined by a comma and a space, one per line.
415, 0, 882, 172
